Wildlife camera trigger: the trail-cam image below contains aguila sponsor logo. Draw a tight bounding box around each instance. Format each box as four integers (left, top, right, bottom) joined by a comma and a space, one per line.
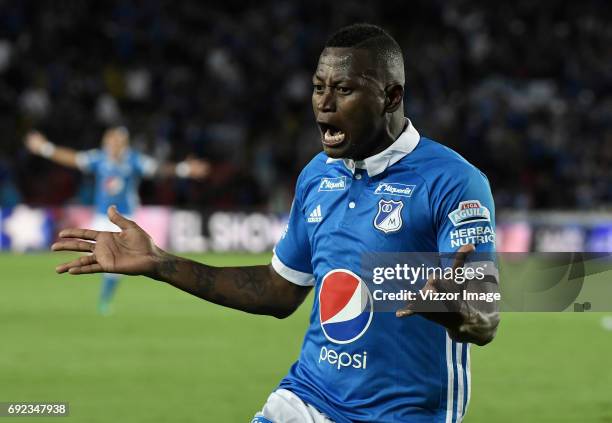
448, 200, 491, 226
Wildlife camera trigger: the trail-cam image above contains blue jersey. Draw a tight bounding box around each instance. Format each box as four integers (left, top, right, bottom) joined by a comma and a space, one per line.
271, 120, 496, 423
75, 148, 158, 215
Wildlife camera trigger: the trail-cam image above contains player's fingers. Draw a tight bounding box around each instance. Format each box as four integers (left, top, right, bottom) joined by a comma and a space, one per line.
68, 263, 104, 275
187, 159, 210, 179
24, 132, 33, 146
51, 240, 95, 253
196, 161, 210, 178
451, 243, 475, 271
58, 228, 100, 241
24, 130, 38, 141
395, 307, 415, 318
56, 254, 97, 274
107, 205, 134, 230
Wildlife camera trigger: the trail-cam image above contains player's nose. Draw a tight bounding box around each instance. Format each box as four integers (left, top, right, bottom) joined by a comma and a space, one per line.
317, 89, 336, 113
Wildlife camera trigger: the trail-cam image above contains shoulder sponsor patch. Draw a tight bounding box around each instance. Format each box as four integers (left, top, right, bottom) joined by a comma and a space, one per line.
319, 176, 347, 191
448, 200, 491, 226
374, 183, 415, 198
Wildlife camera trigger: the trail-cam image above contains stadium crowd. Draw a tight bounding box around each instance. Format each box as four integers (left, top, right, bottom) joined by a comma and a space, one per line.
0, 0, 610, 210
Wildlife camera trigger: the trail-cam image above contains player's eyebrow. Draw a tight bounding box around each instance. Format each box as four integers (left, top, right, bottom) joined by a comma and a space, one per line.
312, 73, 355, 85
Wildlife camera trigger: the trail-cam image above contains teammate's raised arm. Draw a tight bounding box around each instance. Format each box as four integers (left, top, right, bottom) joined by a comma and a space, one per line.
52, 206, 311, 319
24, 131, 81, 169
156, 157, 210, 180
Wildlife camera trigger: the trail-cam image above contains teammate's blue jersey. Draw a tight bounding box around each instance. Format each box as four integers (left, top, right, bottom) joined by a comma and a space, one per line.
271, 120, 496, 423
75, 148, 158, 215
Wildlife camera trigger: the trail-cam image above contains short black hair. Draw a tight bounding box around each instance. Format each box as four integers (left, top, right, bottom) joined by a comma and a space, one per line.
325, 23, 404, 82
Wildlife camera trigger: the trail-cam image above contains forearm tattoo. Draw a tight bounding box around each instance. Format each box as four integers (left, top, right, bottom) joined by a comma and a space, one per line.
233, 267, 267, 298
155, 255, 276, 313
156, 257, 179, 279
191, 265, 272, 313
191, 263, 218, 297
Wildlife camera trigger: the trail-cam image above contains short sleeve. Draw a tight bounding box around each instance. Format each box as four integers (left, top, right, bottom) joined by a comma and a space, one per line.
75, 149, 103, 173
271, 175, 314, 286
435, 168, 498, 279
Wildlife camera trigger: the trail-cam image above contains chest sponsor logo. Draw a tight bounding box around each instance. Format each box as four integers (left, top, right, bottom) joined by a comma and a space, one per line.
373, 199, 404, 233
448, 200, 491, 226
374, 182, 415, 198
103, 176, 125, 195
318, 176, 347, 192
319, 269, 373, 344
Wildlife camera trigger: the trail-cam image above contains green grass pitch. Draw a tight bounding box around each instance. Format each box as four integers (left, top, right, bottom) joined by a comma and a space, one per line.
1, 253, 611, 422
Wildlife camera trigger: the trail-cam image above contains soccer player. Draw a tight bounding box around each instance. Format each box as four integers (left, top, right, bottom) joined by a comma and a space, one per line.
51, 24, 499, 422
25, 126, 209, 314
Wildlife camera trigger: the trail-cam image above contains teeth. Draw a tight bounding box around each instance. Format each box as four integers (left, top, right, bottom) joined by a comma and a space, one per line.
324, 129, 345, 144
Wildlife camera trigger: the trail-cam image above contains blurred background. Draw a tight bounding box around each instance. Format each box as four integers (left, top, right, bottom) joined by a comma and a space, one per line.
1, 1, 611, 422
0, 0, 611, 254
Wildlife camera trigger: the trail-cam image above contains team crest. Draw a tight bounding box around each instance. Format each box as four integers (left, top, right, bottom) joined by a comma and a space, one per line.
373, 199, 404, 233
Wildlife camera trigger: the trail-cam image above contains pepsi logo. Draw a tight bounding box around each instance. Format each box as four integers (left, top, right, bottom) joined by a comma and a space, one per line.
319, 269, 373, 344
103, 176, 125, 196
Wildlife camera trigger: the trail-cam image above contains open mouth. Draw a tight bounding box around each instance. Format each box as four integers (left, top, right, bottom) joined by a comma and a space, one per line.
318, 122, 346, 147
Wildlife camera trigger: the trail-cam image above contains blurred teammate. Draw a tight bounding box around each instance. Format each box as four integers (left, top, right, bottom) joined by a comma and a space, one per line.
51, 24, 499, 422
26, 126, 209, 314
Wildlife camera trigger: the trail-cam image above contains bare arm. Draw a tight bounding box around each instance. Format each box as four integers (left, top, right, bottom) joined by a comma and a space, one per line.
156, 158, 210, 180
24, 131, 80, 169
52, 206, 311, 318
150, 254, 310, 318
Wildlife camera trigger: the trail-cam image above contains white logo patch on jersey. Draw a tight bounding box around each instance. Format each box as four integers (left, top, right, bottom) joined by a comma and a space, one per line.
373, 199, 404, 233
448, 200, 491, 226
319, 176, 347, 192
374, 182, 415, 198
307, 205, 323, 223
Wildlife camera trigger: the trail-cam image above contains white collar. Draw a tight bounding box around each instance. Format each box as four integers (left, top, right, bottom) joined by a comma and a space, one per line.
325, 118, 420, 177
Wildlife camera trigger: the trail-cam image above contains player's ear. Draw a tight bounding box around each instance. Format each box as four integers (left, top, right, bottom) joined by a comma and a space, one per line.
384, 84, 403, 113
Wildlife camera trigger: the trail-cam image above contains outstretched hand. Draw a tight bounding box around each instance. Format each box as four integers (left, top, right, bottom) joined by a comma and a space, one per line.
396, 243, 475, 318
395, 244, 474, 335
395, 243, 500, 345
24, 131, 50, 155
186, 157, 210, 179
52, 206, 161, 276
